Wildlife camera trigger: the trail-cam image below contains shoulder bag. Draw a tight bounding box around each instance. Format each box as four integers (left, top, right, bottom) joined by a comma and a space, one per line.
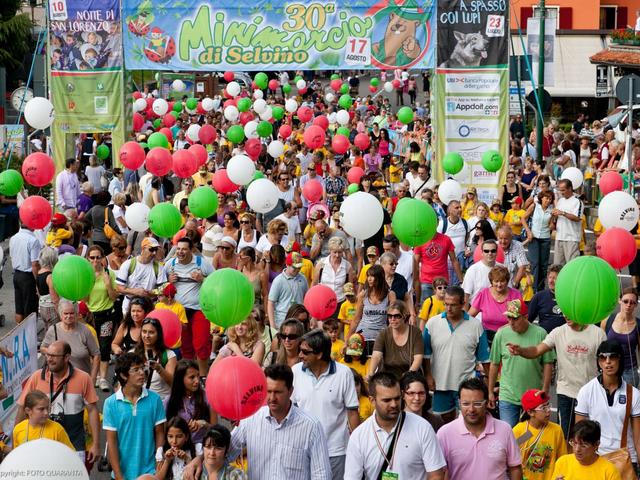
602, 383, 635, 480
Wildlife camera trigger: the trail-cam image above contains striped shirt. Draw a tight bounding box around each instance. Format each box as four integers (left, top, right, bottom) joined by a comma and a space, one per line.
228, 404, 332, 480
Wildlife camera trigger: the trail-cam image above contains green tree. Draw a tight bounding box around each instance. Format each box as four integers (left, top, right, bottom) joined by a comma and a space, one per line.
0, 0, 32, 70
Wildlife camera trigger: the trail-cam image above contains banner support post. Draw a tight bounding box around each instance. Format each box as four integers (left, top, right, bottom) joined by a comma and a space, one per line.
535, 0, 546, 164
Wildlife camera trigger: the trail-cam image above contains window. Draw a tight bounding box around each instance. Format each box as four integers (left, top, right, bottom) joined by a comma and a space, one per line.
600, 6, 617, 30
532, 6, 560, 30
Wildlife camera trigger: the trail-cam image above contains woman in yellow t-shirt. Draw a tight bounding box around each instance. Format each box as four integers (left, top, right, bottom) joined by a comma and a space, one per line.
13, 391, 74, 450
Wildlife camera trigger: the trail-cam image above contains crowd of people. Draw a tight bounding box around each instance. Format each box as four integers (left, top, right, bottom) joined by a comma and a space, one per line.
3, 72, 640, 480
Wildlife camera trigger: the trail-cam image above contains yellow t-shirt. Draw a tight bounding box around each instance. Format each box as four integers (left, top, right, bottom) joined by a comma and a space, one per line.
419, 296, 445, 322
513, 421, 567, 480
504, 208, 526, 235
13, 419, 75, 450
331, 338, 345, 362
389, 164, 402, 183
461, 200, 476, 220
489, 210, 504, 226
81, 322, 98, 343
339, 356, 369, 379
155, 300, 188, 324
46, 227, 73, 248
358, 263, 373, 285
303, 223, 317, 247
520, 274, 535, 302
358, 396, 374, 421
300, 258, 314, 286
551, 454, 621, 480
338, 299, 357, 338
192, 172, 213, 188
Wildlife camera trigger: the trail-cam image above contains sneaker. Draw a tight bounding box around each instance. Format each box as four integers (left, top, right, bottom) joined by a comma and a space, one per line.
95, 376, 101, 388
98, 377, 111, 392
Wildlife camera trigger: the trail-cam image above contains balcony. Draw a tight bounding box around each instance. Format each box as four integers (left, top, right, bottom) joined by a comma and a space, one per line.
610, 29, 640, 46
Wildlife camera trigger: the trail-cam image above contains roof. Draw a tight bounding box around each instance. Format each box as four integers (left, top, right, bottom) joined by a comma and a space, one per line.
590, 46, 640, 68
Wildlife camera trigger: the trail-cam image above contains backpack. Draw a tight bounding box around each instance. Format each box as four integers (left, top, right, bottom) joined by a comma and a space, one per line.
128, 257, 160, 277
103, 207, 117, 240
170, 255, 202, 269
441, 216, 469, 244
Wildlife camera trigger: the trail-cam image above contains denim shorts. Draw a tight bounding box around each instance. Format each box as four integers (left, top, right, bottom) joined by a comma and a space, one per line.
433, 390, 459, 414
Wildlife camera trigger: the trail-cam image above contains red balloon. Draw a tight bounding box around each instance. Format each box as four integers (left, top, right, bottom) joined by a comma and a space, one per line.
163, 113, 176, 128
132, 91, 143, 100
212, 169, 239, 194
198, 124, 217, 144
146, 97, 154, 109
205, 356, 267, 421
196, 102, 206, 115
189, 144, 209, 167
173, 150, 198, 178
223, 71, 235, 82
145, 147, 173, 177
332, 134, 350, 155
304, 284, 338, 320
223, 98, 238, 109
279, 124, 292, 139
239, 111, 255, 126
313, 115, 329, 131
597, 227, 637, 269
133, 113, 144, 131
354, 133, 370, 151
245, 138, 262, 160
119, 141, 146, 170
159, 127, 173, 143
303, 125, 326, 150
472, 244, 506, 264
347, 167, 365, 184
302, 179, 324, 203
330, 79, 343, 92
369, 85, 378, 93
298, 87, 308, 95
19, 195, 52, 230
147, 309, 182, 348
392, 79, 401, 89
599, 171, 624, 196
297, 106, 313, 123
22, 152, 55, 187
268, 79, 279, 90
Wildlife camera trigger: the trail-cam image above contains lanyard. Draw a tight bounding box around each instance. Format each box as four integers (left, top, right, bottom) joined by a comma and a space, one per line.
25, 423, 45, 442
521, 421, 546, 467
372, 415, 402, 471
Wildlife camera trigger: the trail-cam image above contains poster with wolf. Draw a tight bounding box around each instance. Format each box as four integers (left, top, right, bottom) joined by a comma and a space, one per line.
437, 0, 508, 69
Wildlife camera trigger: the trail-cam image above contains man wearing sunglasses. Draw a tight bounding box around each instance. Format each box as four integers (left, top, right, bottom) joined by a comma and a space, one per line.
462, 239, 503, 306
116, 237, 161, 316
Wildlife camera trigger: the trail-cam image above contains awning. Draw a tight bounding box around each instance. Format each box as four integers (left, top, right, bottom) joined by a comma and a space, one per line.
512, 34, 606, 97
590, 46, 640, 69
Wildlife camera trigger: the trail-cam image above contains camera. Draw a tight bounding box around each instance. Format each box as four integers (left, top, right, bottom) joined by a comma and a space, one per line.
97, 456, 112, 472
49, 412, 65, 424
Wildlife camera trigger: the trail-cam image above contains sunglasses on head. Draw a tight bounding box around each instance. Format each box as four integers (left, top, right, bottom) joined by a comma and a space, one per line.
598, 353, 620, 360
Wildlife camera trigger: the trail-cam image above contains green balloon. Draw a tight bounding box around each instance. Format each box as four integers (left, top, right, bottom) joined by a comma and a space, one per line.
481, 150, 503, 172
237, 97, 252, 113
186, 98, 198, 110
340, 83, 349, 94
337, 126, 350, 137
391, 198, 438, 247
170, 111, 180, 120
227, 125, 245, 144
188, 186, 219, 219
173, 102, 183, 113
347, 183, 359, 194
153, 118, 162, 130
139, 142, 148, 150
331, 73, 340, 80
443, 152, 464, 175
96, 144, 110, 160
200, 268, 255, 328
338, 94, 353, 109
52, 255, 95, 301
256, 121, 273, 138
281, 84, 290, 95
147, 132, 169, 149
370, 78, 380, 87
397, 106, 414, 124
272, 106, 285, 121
555, 256, 620, 325
148, 202, 183, 238
252, 170, 265, 181
0, 169, 24, 196
294, 75, 303, 84
255, 72, 268, 90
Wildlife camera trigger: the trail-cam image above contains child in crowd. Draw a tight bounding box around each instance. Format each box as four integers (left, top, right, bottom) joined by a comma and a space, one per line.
338, 282, 357, 339
489, 198, 504, 226
76, 301, 98, 342
388, 156, 403, 193
418, 277, 447, 330
323, 319, 344, 362
45, 213, 73, 248
13, 391, 74, 449
155, 283, 188, 333
519, 266, 535, 304
156, 417, 199, 480
351, 369, 373, 422
504, 197, 526, 240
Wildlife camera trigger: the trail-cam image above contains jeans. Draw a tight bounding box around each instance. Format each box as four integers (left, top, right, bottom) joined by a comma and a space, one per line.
528, 237, 551, 292
420, 283, 434, 305
557, 394, 577, 440
498, 400, 522, 428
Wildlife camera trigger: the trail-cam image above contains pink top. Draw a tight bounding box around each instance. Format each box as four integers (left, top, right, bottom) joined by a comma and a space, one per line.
378, 139, 391, 156
437, 414, 521, 480
471, 287, 523, 332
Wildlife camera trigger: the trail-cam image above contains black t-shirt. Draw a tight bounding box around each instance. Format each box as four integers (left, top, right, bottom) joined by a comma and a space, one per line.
363, 209, 392, 255
528, 288, 565, 333
390, 273, 408, 301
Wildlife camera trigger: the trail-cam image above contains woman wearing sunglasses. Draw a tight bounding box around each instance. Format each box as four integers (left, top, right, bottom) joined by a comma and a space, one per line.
236, 213, 260, 253
212, 236, 238, 270
601, 288, 640, 387
134, 317, 176, 401
264, 319, 304, 368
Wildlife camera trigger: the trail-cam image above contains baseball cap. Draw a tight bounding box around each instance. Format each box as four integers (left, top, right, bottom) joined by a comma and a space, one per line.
521, 389, 549, 412
141, 237, 160, 249
51, 213, 67, 227
510, 196, 523, 207
286, 252, 304, 269
504, 299, 527, 319
162, 283, 177, 298
285, 240, 301, 253
467, 186, 477, 194
366, 246, 379, 257
77, 301, 89, 317
343, 282, 355, 296
346, 333, 365, 357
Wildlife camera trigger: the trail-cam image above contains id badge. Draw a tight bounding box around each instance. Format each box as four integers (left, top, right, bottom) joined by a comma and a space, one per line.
381, 472, 399, 480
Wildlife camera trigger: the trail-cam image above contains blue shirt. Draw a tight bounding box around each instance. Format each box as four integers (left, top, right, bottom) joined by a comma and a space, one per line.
528, 289, 565, 333
103, 388, 166, 480
9, 228, 41, 273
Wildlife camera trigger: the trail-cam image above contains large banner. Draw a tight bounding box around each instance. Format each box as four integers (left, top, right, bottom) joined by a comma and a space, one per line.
49, 0, 125, 172
433, 0, 509, 202
122, 0, 436, 71
527, 17, 556, 87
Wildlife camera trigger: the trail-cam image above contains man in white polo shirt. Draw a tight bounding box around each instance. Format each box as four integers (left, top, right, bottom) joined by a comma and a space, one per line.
292, 329, 360, 480
423, 285, 490, 423
552, 178, 582, 265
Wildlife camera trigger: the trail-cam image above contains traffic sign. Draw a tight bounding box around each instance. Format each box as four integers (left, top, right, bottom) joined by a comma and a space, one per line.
615, 74, 640, 105
526, 88, 552, 112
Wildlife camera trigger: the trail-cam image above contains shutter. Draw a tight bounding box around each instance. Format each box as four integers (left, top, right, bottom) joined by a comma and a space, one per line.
617, 7, 628, 29
559, 7, 572, 29
521, 7, 534, 30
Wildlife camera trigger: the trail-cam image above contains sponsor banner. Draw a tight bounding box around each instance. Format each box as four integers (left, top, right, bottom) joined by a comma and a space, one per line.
122, 0, 435, 71
445, 118, 500, 140
436, 0, 508, 69
527, 17, 555, 87
0, 314, 38, 435
444, 72, 501, 94
50, 71, 123, 119
1, 125, 26, 158
445, 96, 500, 117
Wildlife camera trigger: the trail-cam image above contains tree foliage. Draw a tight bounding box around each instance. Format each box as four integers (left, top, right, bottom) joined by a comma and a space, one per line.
0, 0, 33, 70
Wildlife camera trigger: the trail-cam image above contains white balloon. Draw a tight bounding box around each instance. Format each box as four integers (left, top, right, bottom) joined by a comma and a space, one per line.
226, 81, 241, 97
133, 97, 147, 112
259, 106, 273, 121
340, 192, 383, 240
0, 438, 89, 480
438, 179, 464, 205
224, 105, 239, 122
285, 98, 298, 113
560, 167, 584, 190
327, 112, 337, 124
325, 92, 335, 103
24, 97, 54, 130
267, 140, 285, 158
253, 89, 264, 100
151, 89, 159, 98
201, 97, 215, 112
384, 81, 394, 93
253, 99, 267, 114
598, 191, 639, 231
171, 79, 186, 91
152, 98, 169, 116
336, 110, 350, 126
124, 202, 150, 232
296, 79, 307, 90
185, 106, 197, 115
227, 154, 256, 185
186, 124, 201, 142
244, 121, 259, 139
247, 178, 280, 214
